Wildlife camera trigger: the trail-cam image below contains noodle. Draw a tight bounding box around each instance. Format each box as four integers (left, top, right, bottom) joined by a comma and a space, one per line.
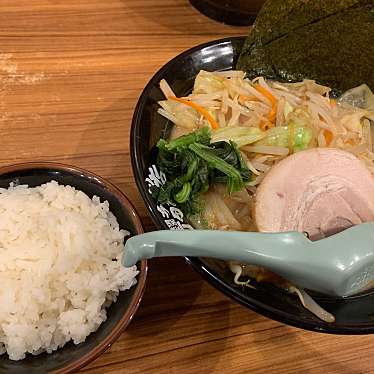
242, 145, 289, 156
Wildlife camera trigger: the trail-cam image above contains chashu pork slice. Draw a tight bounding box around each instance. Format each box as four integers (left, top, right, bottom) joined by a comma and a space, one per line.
254, 148, 374, 240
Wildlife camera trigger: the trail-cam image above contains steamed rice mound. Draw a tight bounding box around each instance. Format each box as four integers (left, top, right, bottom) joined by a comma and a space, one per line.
0, 181, 138, 361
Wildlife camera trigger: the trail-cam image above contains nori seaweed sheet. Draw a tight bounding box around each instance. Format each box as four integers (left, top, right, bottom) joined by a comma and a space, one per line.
237, 1, 374, 92
241, 0, 370, 50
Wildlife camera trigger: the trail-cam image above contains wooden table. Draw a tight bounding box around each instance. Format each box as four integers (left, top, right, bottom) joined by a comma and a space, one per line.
1, 1, 373, 373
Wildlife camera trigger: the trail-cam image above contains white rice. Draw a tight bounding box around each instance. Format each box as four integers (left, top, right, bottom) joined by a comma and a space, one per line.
0, 181, 138, 361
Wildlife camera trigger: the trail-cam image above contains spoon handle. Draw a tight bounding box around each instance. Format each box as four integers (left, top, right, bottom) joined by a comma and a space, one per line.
122, 223, 374, 297
122, 229, 310, 268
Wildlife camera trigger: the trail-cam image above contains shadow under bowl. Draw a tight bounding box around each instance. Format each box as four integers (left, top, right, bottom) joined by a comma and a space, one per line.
0, 162, 147, 373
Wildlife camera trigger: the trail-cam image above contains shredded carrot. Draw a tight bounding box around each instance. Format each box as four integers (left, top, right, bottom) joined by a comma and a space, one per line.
259, 120, 274, 132
324, 130, 333, 146
254, 84, 277, 123
168, 96, 219, 130
238, 95, 259, 105
345, 139, 355, 146
330, 99, 337, 107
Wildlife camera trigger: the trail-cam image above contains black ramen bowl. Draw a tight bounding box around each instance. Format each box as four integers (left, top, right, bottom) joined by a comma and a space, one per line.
0, 162, 147, 373
131, 36, 374, 334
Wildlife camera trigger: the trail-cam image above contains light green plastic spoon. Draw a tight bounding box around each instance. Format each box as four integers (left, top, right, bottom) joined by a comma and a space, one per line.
122, 222, 374, 297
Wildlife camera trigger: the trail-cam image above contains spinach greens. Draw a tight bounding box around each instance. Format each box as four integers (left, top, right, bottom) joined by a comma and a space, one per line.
153, 127, 251, 216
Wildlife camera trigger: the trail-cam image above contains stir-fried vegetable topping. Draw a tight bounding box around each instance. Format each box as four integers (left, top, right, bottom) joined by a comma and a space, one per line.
257, 123, 313, 153
153, 127, 251, 216
254, 84, 277, 123
168, 96, 219, 130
